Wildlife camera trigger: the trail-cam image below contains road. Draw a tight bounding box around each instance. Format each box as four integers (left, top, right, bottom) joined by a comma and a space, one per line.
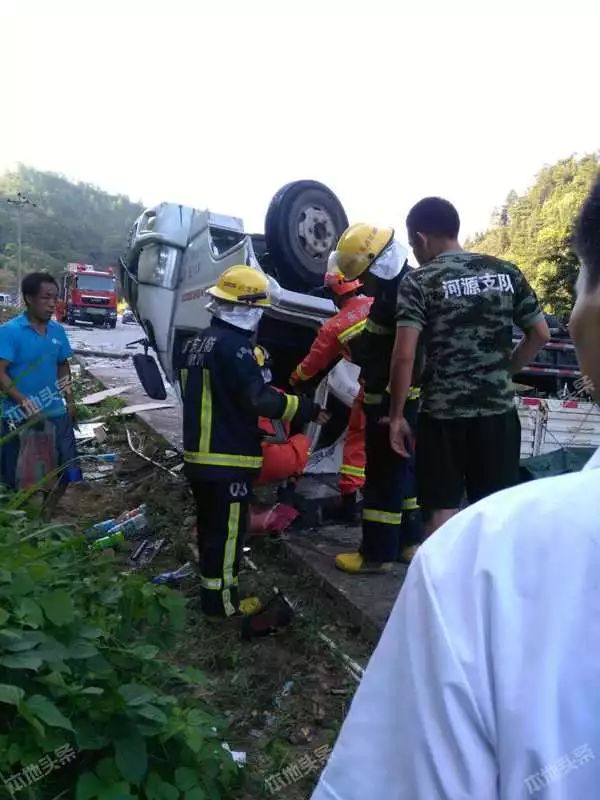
64, 319, 145, 357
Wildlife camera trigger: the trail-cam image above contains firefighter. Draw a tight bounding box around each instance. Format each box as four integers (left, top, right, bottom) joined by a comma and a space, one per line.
181, 266, 326, 619
289, 269, 373, 520
329, 224, 423, 573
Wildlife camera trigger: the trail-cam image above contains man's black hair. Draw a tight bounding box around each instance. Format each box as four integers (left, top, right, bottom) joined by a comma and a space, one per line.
574, 175, 600, 290
406, 197, 460, 239
21, 272, 59, 304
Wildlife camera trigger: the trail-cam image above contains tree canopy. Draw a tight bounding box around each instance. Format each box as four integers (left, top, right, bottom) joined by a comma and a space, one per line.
467, 153, 600, 317
0, 165, 143, 292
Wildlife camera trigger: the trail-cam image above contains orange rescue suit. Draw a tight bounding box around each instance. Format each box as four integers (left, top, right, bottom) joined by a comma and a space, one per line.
291, 294, 373, 495
255, 417, 311, 486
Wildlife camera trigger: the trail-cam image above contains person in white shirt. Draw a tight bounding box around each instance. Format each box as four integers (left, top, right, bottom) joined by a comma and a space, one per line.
311, 176, 600, 800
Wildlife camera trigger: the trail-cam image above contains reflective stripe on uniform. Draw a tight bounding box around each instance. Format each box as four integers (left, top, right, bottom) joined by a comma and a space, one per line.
282, 394, 299, 422
337, 319, 367, 344
187, 368, 263, 470
362, 508, 403, 525
340, 464, 365, 478
184, 451, 263, 468
402, 497, 419, 511
200, 575, 239, 591
363, 392, 384, 405
223, 502, 240, 589
201, 576, 223, 590
199, 368, 212, 453
384, 383, 421, 400
222, 588, 236, 617
365, 318, 393, 336
180, 368, 188, 393
295, 364, 313, 381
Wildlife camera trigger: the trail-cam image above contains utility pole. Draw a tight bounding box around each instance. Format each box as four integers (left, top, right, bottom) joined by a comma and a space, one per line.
6, 192, 38, 305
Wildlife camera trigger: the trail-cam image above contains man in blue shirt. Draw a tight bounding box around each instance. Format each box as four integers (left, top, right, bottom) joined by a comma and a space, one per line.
0, 272, 81, 497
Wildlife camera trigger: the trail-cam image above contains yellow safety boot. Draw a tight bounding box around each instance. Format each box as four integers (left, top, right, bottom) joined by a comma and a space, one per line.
335, 552, 392, 575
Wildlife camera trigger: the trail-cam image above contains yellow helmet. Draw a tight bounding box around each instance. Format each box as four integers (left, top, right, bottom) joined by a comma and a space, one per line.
207, 265, 271, 307
328, 224, 395, 281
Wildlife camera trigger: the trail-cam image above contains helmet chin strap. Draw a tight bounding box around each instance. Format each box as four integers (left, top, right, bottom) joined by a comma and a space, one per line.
207, 299, 264, 331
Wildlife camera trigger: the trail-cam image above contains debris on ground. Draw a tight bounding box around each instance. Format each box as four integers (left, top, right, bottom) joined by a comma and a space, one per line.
241, 589, 295, 641
128, 538, 166, 568
152, 561, 196, 585
89, 401, 176, 421
250, 503, 299, 536
126, 427, 183, 478
74, 422, 106, 441
273, 680, 295, 709
222, 742, 247, 767
80, 385, 132, 405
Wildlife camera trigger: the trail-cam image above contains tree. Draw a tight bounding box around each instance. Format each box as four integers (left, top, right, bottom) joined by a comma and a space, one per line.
0, 165, 143, 292
466, 154, 600, 316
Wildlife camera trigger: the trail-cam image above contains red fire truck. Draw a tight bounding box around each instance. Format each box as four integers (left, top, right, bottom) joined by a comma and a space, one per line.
56, 263, 118, 328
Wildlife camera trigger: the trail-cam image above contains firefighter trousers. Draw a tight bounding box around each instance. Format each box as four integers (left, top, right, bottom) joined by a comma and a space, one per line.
339, 391, 366, 495
190, 479, 250, 617
360, 398, 420, 563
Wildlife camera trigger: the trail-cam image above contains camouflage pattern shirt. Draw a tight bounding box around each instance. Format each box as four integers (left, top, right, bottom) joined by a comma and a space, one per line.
395, 251, 544, 418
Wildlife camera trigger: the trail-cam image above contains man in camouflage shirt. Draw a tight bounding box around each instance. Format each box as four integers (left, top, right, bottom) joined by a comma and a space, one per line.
389, 197, 550, 536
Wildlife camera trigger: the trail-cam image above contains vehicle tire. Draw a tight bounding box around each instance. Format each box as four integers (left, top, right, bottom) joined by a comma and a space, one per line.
265, 180, 349, 292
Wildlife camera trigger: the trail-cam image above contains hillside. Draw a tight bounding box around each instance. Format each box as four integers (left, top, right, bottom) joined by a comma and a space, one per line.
0, 165, 143, 292
467, 153, 600, 316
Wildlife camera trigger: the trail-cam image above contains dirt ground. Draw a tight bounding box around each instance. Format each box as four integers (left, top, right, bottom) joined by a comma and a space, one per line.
55, 383, 374, 799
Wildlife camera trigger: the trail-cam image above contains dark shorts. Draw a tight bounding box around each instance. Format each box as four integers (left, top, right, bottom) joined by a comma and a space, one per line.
0, 415, 81, 491
416, 409, 521, 510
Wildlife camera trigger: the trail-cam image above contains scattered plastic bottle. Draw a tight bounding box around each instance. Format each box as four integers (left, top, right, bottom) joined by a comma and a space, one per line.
94, 453, 120, 463
87, 518, 117, 538
90, 531, 125, 550
116, 505, 147, 523
106, 513, 148, 541
151, 562, 195, 585
86, 505, 150, 541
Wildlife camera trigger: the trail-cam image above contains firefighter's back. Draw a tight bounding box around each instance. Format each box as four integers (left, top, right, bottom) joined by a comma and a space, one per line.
181, 320, 263, 484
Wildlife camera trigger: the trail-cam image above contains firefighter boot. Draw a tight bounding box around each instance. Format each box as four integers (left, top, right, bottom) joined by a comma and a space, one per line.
340, 492, 361, 525
397, 505, 424, 564
335, 551, 392, 575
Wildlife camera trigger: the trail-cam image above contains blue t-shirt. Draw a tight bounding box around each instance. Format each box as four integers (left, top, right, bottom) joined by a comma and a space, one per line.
0, 314, 73, 421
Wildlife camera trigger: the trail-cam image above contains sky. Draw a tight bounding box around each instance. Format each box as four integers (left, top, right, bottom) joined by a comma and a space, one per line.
1, 0, 599, 242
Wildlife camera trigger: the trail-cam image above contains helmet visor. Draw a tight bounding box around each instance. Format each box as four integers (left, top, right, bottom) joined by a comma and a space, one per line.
369, 241, 409, 280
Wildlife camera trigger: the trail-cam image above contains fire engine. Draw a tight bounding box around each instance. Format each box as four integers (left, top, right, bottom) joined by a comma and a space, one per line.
55, 263, 118, 328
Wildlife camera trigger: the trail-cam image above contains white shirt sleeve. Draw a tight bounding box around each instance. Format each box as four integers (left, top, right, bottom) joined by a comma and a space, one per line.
311, 549, 497, 800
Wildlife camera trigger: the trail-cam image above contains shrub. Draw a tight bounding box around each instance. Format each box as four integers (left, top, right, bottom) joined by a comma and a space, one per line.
0, 493, 243, 799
